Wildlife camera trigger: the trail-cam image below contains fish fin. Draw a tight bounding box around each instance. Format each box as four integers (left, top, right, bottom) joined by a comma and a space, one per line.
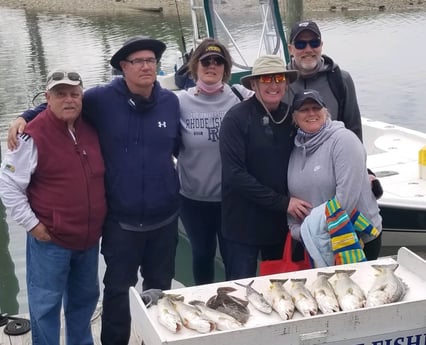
166, 294, 184, 301
334, 269, 356, 276
316, 288, 326, 296
269, 279, 288, 285
189, 300, 205, 306
290, 278, 307, 284
217, 286, 238, 294
206, 295, 217, 307
228, 295, 249, 306
234, 282, 247, 288
400, 278, 409, 298
317, 272, 334, 279
371, 264, 399, 272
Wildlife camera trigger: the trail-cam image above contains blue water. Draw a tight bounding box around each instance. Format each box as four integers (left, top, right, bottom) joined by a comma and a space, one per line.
0, 5, 425, 314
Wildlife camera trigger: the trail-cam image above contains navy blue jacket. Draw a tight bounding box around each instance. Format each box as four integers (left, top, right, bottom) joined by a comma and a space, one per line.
23, 78, 181, 227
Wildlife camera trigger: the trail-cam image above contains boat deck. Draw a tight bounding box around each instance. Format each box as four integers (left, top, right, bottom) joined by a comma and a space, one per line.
0, 303, 142, 344
363, 117, 426, 210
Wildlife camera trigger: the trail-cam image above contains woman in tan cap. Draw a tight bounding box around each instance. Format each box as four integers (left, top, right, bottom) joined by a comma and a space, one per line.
177, 38, 252, 285
219, 55, 312, 280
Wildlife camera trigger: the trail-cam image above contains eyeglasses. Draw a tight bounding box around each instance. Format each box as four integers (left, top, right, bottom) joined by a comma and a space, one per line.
293, 39, 321, 50
125, 57, 157, 67
258, 74, 286, 84
47, 71, 82, 83
200, 56, 225, 67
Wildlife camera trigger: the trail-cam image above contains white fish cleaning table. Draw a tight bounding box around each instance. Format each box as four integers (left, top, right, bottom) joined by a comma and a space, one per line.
130, 247, 426, 345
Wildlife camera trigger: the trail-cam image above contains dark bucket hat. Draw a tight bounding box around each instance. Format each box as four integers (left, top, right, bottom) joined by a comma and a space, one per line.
110, 36, 166, 71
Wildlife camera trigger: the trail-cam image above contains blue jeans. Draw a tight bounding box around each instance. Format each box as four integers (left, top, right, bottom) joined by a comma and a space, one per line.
26, 234, 99, 345
100, 218, 178, 345
179, 195, 225, 285
224, 239, 283, 280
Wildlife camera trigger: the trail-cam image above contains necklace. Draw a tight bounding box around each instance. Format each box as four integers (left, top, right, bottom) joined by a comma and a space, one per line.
257, 97, 290, 125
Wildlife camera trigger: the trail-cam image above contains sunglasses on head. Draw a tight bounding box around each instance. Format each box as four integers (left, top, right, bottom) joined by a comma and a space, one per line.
48, 71, 82, 83
293, 38, 321, 50
200, 56, 225, 67
258, 74, 286, 84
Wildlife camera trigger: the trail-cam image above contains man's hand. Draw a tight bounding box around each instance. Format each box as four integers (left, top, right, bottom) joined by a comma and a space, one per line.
287, 197, 312, 220
29, 222, 51, 241
8, 117, 28, 150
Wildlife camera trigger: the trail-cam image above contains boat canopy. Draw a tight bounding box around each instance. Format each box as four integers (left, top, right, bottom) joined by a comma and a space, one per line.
189, 0, 290, 83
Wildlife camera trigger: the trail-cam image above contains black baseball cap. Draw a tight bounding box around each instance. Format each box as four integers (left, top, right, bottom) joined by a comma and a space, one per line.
289, 21, 321, 43
292, 89, 326, 110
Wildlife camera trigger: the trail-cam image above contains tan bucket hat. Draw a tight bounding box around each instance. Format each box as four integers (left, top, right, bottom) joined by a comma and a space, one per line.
240, 55, 299, 90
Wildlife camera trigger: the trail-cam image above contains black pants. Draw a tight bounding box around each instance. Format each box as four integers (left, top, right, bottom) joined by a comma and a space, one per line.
100, 218, 178, 345
363, 232, 382, 260
179, 195, 224, 285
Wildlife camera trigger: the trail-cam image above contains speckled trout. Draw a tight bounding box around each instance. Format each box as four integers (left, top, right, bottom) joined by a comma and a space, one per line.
235, 280, 273, 314
157, 294, 183, 333
332, 270, 366, 311
311, 272, 340, 314
189, 300, 243, 330
206, 287, 250, 324
366, 264, 407, 307
169, 297, 216, 333
265, 279, 295, 320
286, 278, 318, 317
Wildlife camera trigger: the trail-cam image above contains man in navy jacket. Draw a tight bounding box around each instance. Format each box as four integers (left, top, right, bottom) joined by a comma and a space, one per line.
8, 36, 181, 345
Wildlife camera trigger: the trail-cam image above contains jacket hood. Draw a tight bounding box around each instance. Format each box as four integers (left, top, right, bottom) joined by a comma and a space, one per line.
110, 77, 160, 111
319, 55, 338, 73
294, 119, 345, 154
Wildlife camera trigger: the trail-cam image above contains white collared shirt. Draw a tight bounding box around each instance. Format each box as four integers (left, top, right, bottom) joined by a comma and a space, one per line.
0, 134, 39, 231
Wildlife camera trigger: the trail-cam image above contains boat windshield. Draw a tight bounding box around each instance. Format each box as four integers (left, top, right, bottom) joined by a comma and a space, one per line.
190, 0, 289, 73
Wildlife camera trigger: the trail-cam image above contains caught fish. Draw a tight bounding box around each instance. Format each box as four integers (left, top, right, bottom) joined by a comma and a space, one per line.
366, 264, 407, 307
189, 300, 243, 331
207, 287, 250, 324
169, 297, 215, 333
332, 270, 366, 311
235, 280, 273, 314
286, 278, 318, 317
311, 272, 340, 314
265, 279, 295, 320
157, 294, 183, 333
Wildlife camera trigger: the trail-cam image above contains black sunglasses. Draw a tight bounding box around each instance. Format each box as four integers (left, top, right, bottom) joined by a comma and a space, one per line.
200, 56, 225, 67
293, 39, 321, 50
48, 71, 82, 83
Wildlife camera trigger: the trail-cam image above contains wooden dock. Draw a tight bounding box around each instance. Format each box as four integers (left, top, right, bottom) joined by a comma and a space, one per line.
0, 303, 143, 344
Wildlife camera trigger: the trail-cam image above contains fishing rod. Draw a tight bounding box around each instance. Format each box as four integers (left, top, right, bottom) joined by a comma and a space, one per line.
174, 0, 188, 61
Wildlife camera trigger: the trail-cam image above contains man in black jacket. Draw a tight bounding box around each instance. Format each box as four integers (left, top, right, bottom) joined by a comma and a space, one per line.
219, 55, 312, 280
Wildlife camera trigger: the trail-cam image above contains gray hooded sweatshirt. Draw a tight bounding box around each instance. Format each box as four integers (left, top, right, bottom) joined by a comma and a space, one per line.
287, 120, 382, 244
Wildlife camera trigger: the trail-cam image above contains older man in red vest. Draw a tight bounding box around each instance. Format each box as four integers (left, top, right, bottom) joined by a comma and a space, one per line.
0, 68, 107, 345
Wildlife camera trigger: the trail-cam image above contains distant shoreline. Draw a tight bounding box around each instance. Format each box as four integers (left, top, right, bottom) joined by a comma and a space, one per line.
0, 0, 424, 16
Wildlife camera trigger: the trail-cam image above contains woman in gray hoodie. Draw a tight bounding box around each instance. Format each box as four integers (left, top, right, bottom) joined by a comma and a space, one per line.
287, 89, 382, 263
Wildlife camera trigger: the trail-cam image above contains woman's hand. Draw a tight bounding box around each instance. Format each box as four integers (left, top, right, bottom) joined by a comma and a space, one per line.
287, 197, 312, 220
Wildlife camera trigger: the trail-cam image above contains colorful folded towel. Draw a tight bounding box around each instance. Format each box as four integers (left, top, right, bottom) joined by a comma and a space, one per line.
325, 198, 380, 265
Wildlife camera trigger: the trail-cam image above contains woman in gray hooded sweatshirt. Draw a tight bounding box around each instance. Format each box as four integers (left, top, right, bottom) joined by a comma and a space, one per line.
287, 89, 382, 263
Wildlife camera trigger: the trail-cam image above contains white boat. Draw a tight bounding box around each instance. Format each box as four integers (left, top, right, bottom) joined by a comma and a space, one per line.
363, 118, 426, 246
158, 0, 426, 248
